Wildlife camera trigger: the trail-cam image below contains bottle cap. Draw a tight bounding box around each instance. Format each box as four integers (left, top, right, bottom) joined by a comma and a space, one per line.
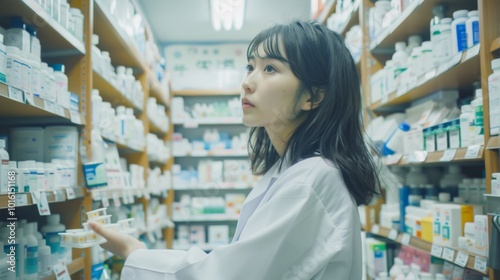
468, 10, 479, 18
475, 88, 482, 98
47, 214, 60, 224
439, 192, 451, 202
10, 17, 27, 30
50, 64, 65, 73
0, 139, 5, 148
395, 42, 406, 51
453, 10, 469, 19
461, 104, 472, 113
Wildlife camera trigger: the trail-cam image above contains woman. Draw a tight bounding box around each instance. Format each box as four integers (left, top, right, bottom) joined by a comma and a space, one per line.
89, 20, 380, 280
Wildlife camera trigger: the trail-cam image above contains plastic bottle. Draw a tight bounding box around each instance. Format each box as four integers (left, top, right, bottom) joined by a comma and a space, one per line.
419, 41, 433, 73
430, 5, 447, 65
392, 42, 408, 88
115, 106, 127, 143
70, 8, 84, 42
91, 89, 102, 127
35, 162, 46, 191
451, 10, 468, 54
0, 139, 9, 195
116, 66, 127, 93
44, 163, 55, 190
432, 18, 452, 67
0, 34, 6, 83
471, 88, 484, 145
18, 45, 32, 98
40, 214, 66, 264
24, 223, 39, 279
440, 165, 464, 199
400, 166, 428, 231
92, 35, 102, 74
383, 122, 410, 155
395, 265, 410, 280
126, 108, 135, 144
408, 46, 421, 79
459, 105, 472, 147
466, 10, 479, 48
406, 35, 422, 56
27, 25, 41, 59
37, 239, 52, 277
29, 54, 42, 99
389, 257, 404, 279
101, 51, 111, 79
59, 1, 70, 29
4, 17, 30, 53
50, 64, 69, 109
488, 59, 500, 136
5, 46, 23, 91
385, 60, 395, 93
47, 65, 57, 103
30, 222, 43, 241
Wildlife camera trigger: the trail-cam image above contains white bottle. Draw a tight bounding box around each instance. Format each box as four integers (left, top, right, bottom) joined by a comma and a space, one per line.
30, 222, 43, 241
126, 68, 135, 98
5, 18, 31, 53
488, 58, 500, 136
395, 265, 410, 280
91, 89, 102, 127
389, 257, 404, 279
5, 46, 23, 91
0, 241, 10, 280
419, 41, 433, 73
126, 108, 135, 144
116, 66, 127, 93
466, 10, 479, 48
459, 105, 472, 147
35, 162, 46, 191
59, 1, 70, 29
0, 139, 9, 195
44, 163, 56, 190
17, 227, 26, 280
29, 55, 42, 99
18, 161, 30, 192
0, 34, 6, 83
408, 47, 421, 79
24, 223, 39, 279
115, 106, 127, 143
25, 160, 38, 192
40, 214, 66, 264
27, 26, 41, 60
52, 0, 61, 22
51, 64, 69, 109
451, 10, 468, 54
471, 88, 484, 145
385, 60, 395, 94
101, 51, 111, 80
384, 122, 410, 155
406, 35, 422, 56
47, 66, 57, 103
92, 35, 102, 74
432, 18, 452, 67
392, 42, 408, 88
39, 62, 50, 101
37, 239, 52, 277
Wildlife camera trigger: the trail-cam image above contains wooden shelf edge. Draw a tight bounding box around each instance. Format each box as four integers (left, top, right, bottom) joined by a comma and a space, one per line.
369, 225, 489, 275
172, 89, 240, 96
41, 257, 85, 280
383, 146, 484, 166
490, 37, 500, 53
487, 136, 500, 150
0, 187, 84, 209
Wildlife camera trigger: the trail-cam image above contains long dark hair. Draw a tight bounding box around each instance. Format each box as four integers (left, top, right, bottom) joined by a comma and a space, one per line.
246, 20, 380, 206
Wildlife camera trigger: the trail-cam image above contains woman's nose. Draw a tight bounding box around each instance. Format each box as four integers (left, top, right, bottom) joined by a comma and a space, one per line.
242, 76, 255, 94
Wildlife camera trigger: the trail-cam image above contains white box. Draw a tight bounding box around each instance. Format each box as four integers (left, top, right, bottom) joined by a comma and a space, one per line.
208, 225, 229, 245
190, 225, 206, 245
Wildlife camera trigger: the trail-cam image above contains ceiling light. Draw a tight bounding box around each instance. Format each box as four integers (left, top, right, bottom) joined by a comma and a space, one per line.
210, 0, 246, 31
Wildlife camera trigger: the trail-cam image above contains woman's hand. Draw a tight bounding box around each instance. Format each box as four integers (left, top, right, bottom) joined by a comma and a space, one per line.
88, 221, 146, 259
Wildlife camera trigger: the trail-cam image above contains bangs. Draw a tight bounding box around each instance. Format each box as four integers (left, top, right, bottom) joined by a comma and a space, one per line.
247, 26, 289, 64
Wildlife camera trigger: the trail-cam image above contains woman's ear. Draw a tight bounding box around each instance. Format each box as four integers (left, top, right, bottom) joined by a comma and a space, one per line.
301, 89, 325, 111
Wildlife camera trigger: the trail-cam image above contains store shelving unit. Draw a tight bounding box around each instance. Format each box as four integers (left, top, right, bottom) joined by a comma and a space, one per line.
42, 257, 85, 280
350, 0, 500, 278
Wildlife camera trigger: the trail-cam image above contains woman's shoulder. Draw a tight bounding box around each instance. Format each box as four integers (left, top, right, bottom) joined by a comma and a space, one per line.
283, 156, 341, 183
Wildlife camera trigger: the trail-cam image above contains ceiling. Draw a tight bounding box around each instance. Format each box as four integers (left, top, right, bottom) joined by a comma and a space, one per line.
137, 0, 312, 44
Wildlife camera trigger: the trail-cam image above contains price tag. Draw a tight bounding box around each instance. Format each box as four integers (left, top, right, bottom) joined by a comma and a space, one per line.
454, 251, 469, 267
401, 233, 411, 246
431, 244, 443, 257
101, 192, 110, 207
440, 149, 457, 161
424, 69, 437, 81
442, 247, 456, 262
371, 224, 380, 234
54, 105, 65, 116
52, 262, 71, 280
34, 191, 51, 216
183, 119, 199, 129
8, 86, 24, 102
44, 100, 55, 113
473, 256, 487, 273
112, 192, 121, 207
65, 188, 76, 200
16, 194, 28, 206
388, 229, 398, 240
54, 190, 65, 202
464, 145, 481, 159
465, 44, 480, 61
409, 151, 428, 163
70, 111, 81, 124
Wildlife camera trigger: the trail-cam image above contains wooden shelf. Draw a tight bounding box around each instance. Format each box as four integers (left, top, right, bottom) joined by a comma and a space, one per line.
490, 37, 500, 53
315, 0, 337, 24
149, 119, 168, 136
94, 0, 147, 71
487, 136, 500, 150
172, 89, 240, 97
0, 187, 84, 209
102, 135, 144, 154
93, 70, 143, 112
0, 0, 85, 55
0, 83, 84, 125
369, 0, 476, 53
370, 46, 480, 112
42, 257, 85, 280
148, 72, 170, 108
369, 225, 489, 275
173, 117, 242, 126
337, 3, 360, 36
384, 146, 485, 166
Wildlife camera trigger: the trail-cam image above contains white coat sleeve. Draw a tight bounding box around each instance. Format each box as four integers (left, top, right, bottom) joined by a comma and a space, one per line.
121, 182, 354, 280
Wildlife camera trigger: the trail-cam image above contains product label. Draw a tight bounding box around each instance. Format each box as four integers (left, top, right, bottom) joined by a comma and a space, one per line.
489, 76, 500, 135
449, 129, 460, 149
474, 105, 484, 136
6, 56, 23, 90
0, 160, 9, 194
45, 231, 64, 255
455, 23, 468, 52
0, 48, 6, 83
25, 245, 39, 274
472, 21, 480, 46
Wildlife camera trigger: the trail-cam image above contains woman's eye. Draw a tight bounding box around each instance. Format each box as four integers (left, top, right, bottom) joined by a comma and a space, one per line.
264, 65, 276, 73
246, 64, 254, 72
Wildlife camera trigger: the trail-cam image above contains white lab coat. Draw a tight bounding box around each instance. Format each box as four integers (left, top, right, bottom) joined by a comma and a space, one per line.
121, 156, 363, 280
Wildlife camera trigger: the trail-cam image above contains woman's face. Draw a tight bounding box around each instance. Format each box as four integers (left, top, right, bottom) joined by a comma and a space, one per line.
241, 43, 309, 134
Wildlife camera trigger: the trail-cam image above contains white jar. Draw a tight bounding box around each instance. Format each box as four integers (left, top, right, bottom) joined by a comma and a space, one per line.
70, 8, 84, 42
408, 47, 421, 79
91, 89, 102, 126
27, 26, 41, 60
419, 41, 433, 73
50, 64, 69, 109
52, 0, 60, 22
459, 104, 472, 147
392, 42, 408, 89
406, 35, 422, 55
5, 46, 23, 91
101, 51, 112, 80
59, 1, 69, 29
466, 10, 479, 48
0, 34, 6, 83
432, 18, 452, 66
471, 88, 484, 145
488, 58, 500, 136
451, 10, 468, 54
28, 55, 42, 100
40, 62, 50, 101
5, 18, 31, 53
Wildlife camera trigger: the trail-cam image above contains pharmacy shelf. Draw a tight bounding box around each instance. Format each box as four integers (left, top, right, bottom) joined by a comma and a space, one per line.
369, 0, 476, 53
149, 158, 169, 167
315, 0, 337, 25
0, 83, 84, 125
92, 69, 143, 112
149, 119, 168, 136
383, 146, 485, 166
0, 187, 84, 209
174, 150, 248, 158
370, 45, 481, 112
487, 136, 500, 150
173, 214, 239, 222
173, 243, 224, 251
94, 0, 147, 71
102, 135, 144, 154
336, 2, 360, 36
148, 72, 170, 108
90, 187, 144, 203
42, 257, 85, 280
174, 182, 253, 191
490, 37, 500, 53
173, 117, 242, 126
369, 225, 489, 275
172, 89, 240, 97
0, 0, 85, 55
